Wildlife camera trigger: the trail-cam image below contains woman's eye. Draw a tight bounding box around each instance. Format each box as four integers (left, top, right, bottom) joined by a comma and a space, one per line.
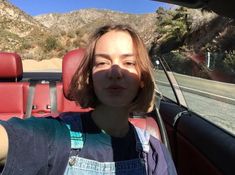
96, 61, 109, 67
97, 62, 105, 65
124, 62, 136, 66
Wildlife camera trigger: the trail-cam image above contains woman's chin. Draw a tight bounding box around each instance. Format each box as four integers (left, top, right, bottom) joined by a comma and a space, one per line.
100, 100, 130, 109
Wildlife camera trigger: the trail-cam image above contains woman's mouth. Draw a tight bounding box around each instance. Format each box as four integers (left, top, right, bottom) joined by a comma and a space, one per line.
106, 85, 126, 94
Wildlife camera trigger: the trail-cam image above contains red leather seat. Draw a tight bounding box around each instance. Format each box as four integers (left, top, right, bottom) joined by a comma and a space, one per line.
0, 52, 23, 81
0, 52, 52, 118
0, 52, 29, 120
31, 82, 52, 117
57, 48, 91, 113
59, 49, 161, 140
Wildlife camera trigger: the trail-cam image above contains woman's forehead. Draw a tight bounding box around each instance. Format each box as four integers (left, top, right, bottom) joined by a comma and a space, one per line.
95, 31, 135, 54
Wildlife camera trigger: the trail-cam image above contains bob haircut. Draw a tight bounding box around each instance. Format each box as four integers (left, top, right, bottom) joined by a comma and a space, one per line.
68, 24, 157, 113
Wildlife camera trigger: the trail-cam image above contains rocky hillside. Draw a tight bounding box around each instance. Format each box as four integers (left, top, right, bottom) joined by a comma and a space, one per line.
151, 7, 235, 82
0, 0, 158, 60
151, 7, 235, 54
0, 0, 54, 60
1, 0, 235, 65
34, 9, 157, 49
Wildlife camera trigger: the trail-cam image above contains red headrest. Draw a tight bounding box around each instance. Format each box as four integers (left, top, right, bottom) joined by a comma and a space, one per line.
62, 48, 85, 98
0, 52, 23, 80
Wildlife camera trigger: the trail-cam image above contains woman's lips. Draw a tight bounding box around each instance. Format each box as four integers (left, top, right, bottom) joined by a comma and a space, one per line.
106, 85, 126, 94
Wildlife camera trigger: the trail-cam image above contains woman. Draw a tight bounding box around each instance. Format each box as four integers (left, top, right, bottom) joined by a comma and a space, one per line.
0, 24, 177, 175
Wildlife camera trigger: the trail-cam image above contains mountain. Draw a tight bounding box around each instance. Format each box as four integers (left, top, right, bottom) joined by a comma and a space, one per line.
150, 7, 235, 82
0, 0, 158, 60
151, 7, 235, 54
34, 9, 157, 49
0, 0, 54, 60
1, 0, 235, 64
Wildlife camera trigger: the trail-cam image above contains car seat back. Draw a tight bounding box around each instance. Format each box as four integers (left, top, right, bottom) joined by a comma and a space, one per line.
57, 48, 90, 113
0, 52, 29, 120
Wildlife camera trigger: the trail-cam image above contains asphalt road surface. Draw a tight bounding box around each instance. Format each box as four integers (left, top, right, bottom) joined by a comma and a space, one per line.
155, 71, 235, 135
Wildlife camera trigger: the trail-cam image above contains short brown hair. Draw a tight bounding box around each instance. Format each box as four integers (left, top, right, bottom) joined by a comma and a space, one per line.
68, 24, 156, 113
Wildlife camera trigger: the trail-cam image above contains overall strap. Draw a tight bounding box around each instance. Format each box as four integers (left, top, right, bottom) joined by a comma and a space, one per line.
133, 125, 151, 174
133, 126, 150, 153
59, 112, 85, 149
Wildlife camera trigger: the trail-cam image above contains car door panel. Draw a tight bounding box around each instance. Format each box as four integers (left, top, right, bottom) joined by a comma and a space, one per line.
160, 100, 235, 175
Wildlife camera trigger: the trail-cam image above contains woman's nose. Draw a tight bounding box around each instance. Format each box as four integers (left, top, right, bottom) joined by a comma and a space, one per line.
108, 65, 123, 79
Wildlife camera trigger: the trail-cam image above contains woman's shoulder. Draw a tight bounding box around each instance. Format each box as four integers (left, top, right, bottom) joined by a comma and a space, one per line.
149, 135, 177, 174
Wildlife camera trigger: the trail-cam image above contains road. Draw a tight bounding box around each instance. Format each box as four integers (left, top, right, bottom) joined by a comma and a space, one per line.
155, 71, 235, 135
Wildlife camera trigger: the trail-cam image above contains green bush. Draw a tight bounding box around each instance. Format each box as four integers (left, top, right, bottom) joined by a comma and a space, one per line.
44, 37, 58, 52
19, 41, 31, 51
67, 32, 75, 38
157, 8, 189, 42
224, 52, 235, 73
72, 39, 81, 48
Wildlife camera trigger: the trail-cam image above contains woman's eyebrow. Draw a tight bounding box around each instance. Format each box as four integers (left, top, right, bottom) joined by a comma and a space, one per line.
121, 54, 135, 58
95, 53, 135, 58
94, 53, 110, 59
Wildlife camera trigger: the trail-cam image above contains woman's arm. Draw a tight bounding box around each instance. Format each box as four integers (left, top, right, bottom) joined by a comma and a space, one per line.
0, 125, 8, 165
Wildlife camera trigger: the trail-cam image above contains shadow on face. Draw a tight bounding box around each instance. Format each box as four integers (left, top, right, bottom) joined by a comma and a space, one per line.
92, 65, 142, 108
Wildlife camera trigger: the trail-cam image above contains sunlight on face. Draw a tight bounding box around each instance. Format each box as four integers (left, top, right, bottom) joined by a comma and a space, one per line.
93, 31, 139, 75
92, 31, 142, 107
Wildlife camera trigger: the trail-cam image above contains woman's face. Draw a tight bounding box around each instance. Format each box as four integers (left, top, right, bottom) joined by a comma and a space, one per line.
92, 31, 142, 108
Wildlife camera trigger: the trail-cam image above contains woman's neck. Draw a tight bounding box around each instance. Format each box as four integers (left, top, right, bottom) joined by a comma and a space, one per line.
91, 105, 130, 137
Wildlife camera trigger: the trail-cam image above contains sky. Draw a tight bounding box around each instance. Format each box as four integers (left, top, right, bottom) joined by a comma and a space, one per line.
9, 0, 170, 16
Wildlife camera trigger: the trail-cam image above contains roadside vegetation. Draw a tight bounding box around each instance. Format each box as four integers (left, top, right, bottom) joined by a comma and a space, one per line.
150, 7, 235, 83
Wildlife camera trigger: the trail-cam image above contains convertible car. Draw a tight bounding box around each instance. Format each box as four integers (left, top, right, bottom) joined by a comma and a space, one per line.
0, 0, 234, 175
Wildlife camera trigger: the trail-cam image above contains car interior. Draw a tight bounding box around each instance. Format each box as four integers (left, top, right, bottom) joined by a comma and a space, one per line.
0, 49, 162, 139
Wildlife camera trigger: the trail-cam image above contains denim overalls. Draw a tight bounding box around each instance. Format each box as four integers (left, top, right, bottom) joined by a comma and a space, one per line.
63, 115, 151, 175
